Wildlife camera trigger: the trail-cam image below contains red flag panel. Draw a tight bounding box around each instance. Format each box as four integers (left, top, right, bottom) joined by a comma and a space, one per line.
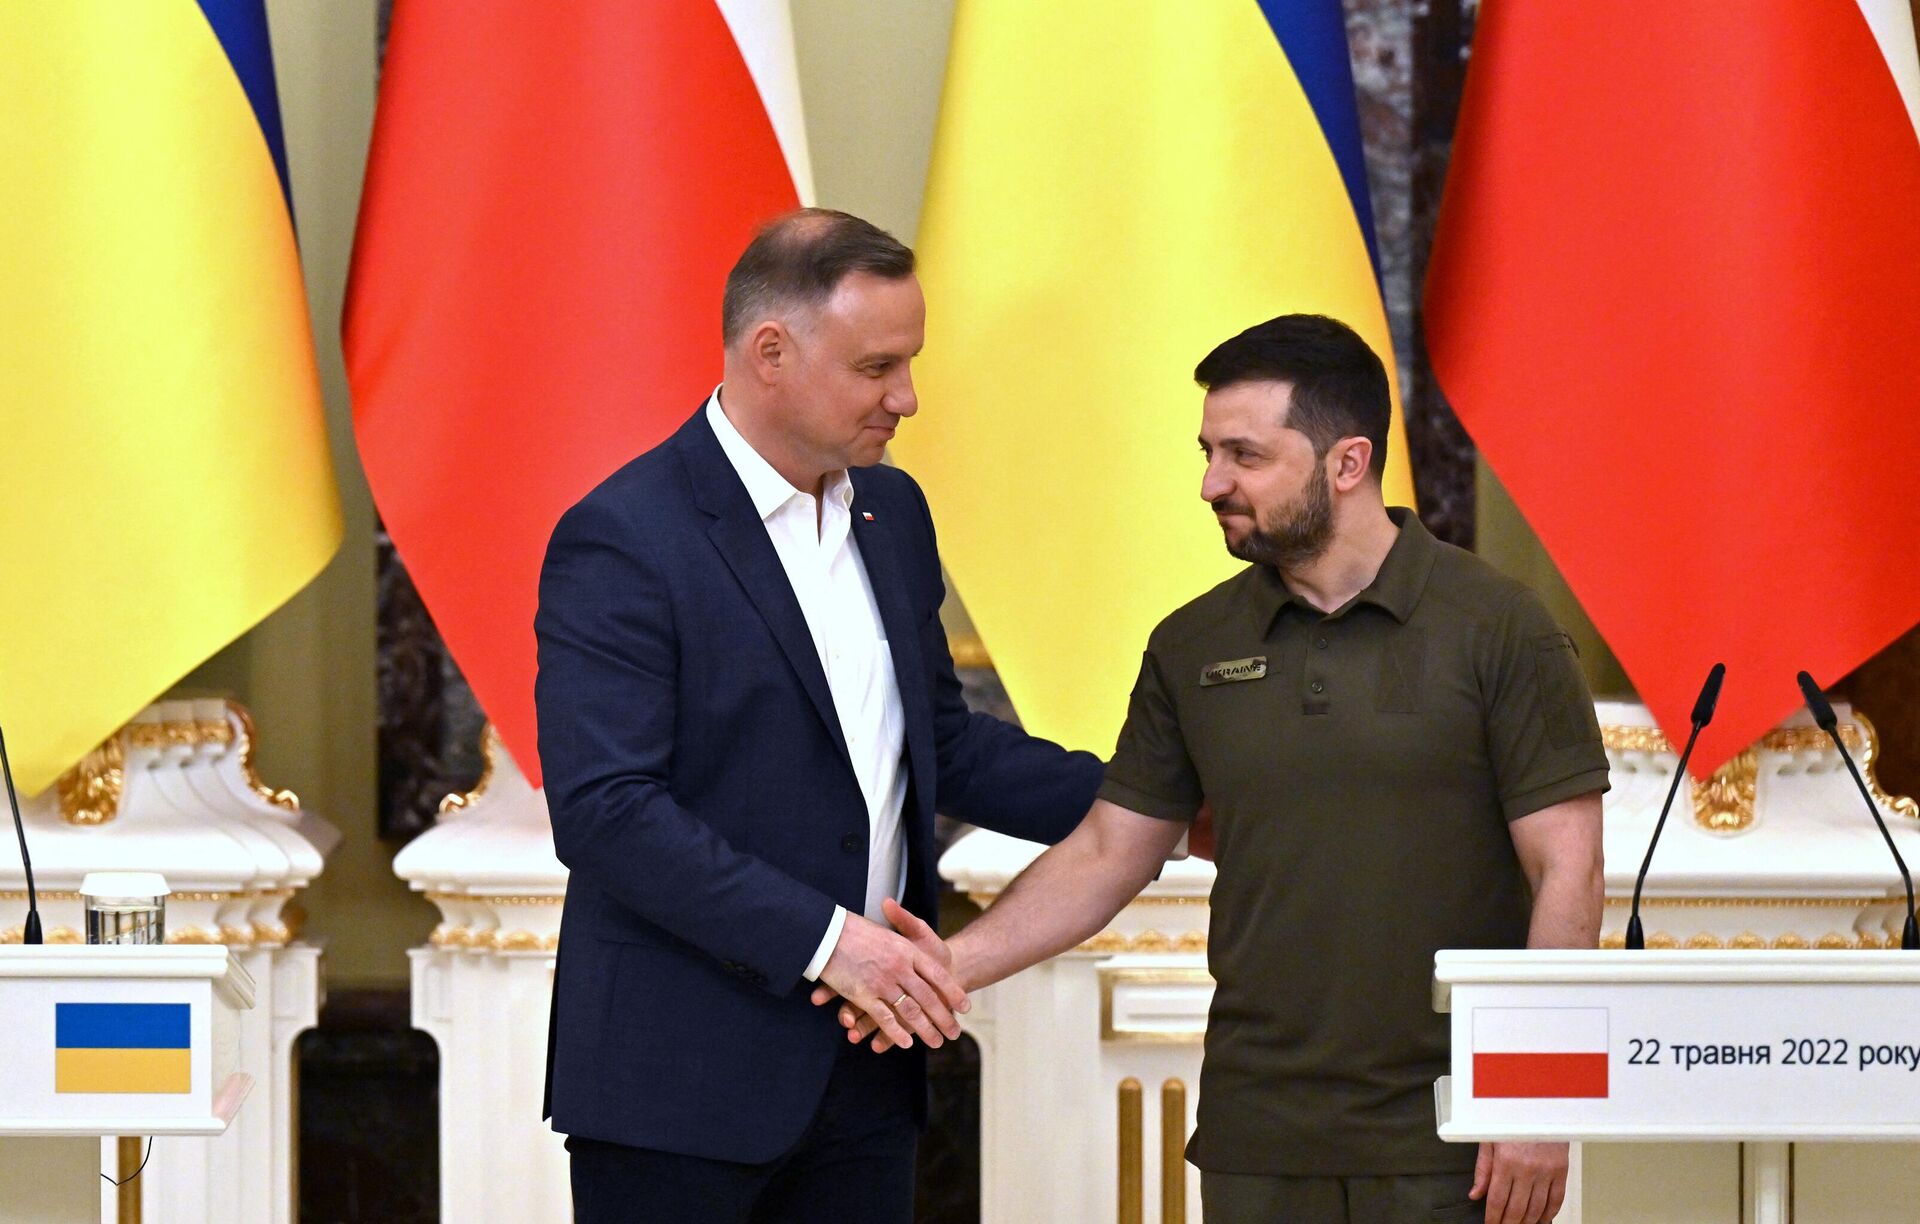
345, 4, 799, 785
1426, 1, 1920, 771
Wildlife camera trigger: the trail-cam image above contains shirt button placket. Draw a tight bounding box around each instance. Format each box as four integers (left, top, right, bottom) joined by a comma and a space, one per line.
1305, 625, 1331, 714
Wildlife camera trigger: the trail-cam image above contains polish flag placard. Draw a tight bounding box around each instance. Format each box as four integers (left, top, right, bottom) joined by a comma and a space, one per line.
1472, 1008, 1610, 1099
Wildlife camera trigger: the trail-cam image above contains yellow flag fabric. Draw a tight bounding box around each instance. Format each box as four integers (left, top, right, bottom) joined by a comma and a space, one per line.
895, 2, 1412, 755
0, 6, 340, 795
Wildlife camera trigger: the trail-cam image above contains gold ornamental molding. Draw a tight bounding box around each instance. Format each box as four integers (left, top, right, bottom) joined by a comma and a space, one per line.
0, 888, 304, 946
1079, 928, 1207, 954
1100, 967, 1212, 1044
227, 703, 300, 812
1600, 930, 1901, 951
52, 702, 302, 823
438, 725, 499, 816
1601, 715, 1917, 832
1117, 1078, 1143, 1224
1694, 747, 1759, 833
426, 924, 559, 953
1, 925, 82, 944
423, 891, 565, 907
1161, 1079, 1189, 1223
57, 736, 124, 825
490, 929, 560, 952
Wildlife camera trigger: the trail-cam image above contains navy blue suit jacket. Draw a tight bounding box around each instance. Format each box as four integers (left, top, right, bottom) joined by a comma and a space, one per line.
535, 407, 1104, 1162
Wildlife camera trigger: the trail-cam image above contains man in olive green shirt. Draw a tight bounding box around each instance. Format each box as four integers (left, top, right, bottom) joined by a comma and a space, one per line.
828, 315, 1608, 1224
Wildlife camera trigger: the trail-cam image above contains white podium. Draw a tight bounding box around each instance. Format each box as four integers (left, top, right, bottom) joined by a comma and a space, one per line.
0, 946, 254, 1224
1436, 949, 1920, 1222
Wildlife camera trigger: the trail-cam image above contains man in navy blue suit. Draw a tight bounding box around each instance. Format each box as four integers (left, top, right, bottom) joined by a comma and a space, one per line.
535, 208, 1105, 1223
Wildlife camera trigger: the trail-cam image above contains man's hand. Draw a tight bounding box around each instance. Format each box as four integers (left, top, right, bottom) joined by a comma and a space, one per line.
812, 899, 965, 1050
1471, 1141, 1567, 1223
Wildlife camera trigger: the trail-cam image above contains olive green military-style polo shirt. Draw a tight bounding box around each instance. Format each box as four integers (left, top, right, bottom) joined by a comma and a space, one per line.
1099, 508, 1610, 1177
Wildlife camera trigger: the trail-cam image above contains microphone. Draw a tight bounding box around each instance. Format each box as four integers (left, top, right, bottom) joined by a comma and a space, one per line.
1797, 672, 1920, 951
1625, 663, 1725, 950
0, 725, 43, 945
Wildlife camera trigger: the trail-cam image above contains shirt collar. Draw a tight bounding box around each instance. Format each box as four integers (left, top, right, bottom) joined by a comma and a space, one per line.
1252, 507, 1437, 627
705, 391, 853, 522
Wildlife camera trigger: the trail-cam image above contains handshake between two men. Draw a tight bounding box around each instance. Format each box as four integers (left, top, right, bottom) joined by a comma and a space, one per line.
810, 896, 966, 1052
810, 799, 1197, 1055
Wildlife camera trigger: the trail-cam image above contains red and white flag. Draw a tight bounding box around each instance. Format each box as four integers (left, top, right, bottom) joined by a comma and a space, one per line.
1472, 1007, 1610, 1100
345, 2, 812, 786
1426, 0, 1920, 772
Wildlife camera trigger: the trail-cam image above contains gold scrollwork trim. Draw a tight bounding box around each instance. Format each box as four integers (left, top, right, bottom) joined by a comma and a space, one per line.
439, 725, 499, 816
1855, 713, 1919, 823
424, 891, 564, 907
125, 719, 235, 751
1, 925, 82, 944
491, 929, 560, 952
166, 926, 232, 946
1602, 723, 1869, 757
1600, 720, 1920, 834
428, 925, 471, 948
0, 890, 84, 904
57, 735, 125, 825
227, 703, 300, 812
1079, 928, 1208, 954
1601, 929, 1895, 950
424, 924, 558, 953
1694, 748, 1759, 833
1601, 726, 1672, 754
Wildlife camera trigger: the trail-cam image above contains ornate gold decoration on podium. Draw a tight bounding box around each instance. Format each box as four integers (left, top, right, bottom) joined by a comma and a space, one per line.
438, 725, 499, 815
1601, 716, 1912, 835
56, 735, 124, 825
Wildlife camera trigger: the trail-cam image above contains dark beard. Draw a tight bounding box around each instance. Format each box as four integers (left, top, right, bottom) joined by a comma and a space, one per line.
1223, 463, 1334, 570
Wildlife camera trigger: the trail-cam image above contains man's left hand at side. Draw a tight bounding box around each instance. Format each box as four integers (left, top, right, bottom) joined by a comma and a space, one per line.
1471, 1140, 1568, 1223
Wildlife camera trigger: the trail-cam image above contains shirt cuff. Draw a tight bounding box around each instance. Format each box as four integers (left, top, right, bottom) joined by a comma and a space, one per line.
1501, 767, 1613, 823
802, 905, 848, 982
1098, 775, 1201, 824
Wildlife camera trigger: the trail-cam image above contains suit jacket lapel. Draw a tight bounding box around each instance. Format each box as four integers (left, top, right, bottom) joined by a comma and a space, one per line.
677, 412, 853, 769
848, 484, 934, 813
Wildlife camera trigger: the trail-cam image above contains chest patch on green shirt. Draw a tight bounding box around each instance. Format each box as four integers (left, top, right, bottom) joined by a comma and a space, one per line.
1200, 656, 1267, 686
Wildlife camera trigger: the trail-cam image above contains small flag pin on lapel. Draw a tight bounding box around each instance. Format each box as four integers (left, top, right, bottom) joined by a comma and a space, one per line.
862, 511, 875, 521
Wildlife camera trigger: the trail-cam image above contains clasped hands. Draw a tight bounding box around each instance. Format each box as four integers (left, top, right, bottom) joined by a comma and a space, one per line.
811, 897, 963, 1051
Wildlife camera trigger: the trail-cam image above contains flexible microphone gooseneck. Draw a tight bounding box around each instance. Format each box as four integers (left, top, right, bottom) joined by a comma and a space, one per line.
1797, 671, 1920, 951
0, 725, 43, 945
1625, 663, 1726, 951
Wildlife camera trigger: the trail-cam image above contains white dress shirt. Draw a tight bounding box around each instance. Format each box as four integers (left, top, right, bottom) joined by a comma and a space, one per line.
705, 394, 909, 981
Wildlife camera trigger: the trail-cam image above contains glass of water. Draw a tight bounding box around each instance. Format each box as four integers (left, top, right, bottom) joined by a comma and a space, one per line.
80, 872, 169, 945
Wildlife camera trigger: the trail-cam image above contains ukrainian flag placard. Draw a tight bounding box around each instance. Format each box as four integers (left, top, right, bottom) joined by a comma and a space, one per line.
54, 1003, 191, 1094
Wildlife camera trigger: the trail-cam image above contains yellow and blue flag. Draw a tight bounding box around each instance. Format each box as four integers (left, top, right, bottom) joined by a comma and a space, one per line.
0, 2, 341, 795
892, 1, 1411, 755
55, 1003, 191, 1094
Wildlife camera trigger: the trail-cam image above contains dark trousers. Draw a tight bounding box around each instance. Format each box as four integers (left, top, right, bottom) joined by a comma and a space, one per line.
567, 1042, 918, 1224
1201, 1170, 1484, 1223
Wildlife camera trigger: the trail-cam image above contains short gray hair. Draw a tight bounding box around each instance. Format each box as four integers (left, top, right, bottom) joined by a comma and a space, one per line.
721, 209, 915, 346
